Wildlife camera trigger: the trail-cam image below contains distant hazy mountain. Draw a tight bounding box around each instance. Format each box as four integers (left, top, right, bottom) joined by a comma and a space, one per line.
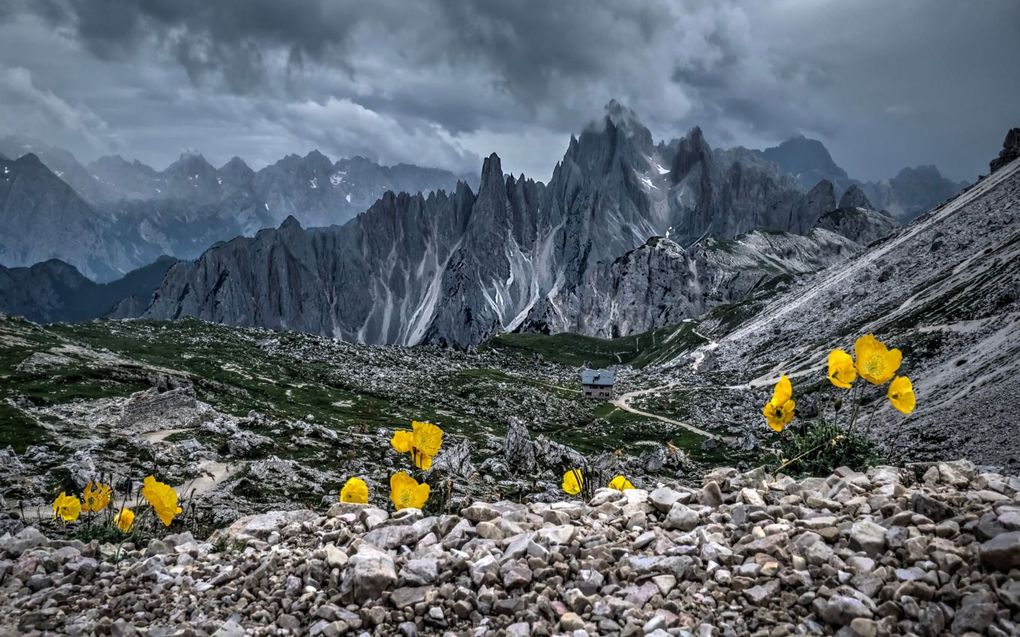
0, 154, 139, 281
0, 140, 474, 280
139, 102, 896, 347
762, 135, 850, 191
0, 256, 177, 323
0, 134, 117, 204
858, 165, 969, 221
757, 134, 968, 222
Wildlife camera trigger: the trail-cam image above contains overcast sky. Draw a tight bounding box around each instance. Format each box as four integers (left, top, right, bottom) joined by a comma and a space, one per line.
0, 0, 1016, 182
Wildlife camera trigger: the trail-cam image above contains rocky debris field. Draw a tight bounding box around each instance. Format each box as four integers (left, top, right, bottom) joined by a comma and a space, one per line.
2, 460, 1019, 636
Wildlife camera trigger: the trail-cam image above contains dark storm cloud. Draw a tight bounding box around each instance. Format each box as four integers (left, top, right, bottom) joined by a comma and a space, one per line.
0, 0, 1017, 181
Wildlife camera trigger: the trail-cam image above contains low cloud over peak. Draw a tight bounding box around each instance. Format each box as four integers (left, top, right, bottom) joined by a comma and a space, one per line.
0, 0, 1016, 180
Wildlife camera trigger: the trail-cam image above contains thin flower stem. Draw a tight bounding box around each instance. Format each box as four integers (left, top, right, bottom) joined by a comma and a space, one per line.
846, 384, 864, 435
864, 400, 881, 437
774, 436, 840, 476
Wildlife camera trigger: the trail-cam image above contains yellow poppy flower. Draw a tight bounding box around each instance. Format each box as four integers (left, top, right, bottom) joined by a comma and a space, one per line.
340, 477, 369, 504
562, 469, 584, 495
52, 492, 81, 523
390, 471, 430, 510
114, 508, 135, 533
391, 421, 444, 469
762, 398, 796, 432
887, 375, 916, 414
82, 481, 112, 513
411, 421, 443, 456
608, 475, 634, 491
142, 476, 182, 527
854, 334, 902, 385
827, 349, 856, 389
763, 375, 795, 432
390, 430, 414, 454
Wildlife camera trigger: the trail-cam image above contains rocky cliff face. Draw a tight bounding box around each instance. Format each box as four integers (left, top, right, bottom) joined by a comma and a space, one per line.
990, 128, 1020, 173
143, 155, 552, 348
551, 229, 862, 339
814, 185, 901, 246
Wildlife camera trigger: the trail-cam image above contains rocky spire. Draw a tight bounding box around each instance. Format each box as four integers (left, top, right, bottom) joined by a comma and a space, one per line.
838, 184, 874, 210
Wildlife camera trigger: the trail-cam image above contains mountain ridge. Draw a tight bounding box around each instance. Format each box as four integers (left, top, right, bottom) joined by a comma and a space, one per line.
137, 108, 906, 348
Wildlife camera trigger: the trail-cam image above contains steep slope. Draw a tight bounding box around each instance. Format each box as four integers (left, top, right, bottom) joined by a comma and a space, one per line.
670, 151, 1020, 469
0, 256, 177, 323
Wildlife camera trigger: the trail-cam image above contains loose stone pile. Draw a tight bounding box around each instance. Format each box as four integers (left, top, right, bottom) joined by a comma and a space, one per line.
2, 461, 1019, 636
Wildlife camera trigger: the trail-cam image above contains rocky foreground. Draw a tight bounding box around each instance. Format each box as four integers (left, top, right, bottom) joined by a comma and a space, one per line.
2, 461, 1020, 637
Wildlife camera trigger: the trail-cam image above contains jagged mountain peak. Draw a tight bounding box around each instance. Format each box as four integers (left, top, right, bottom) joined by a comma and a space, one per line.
567, 101, 655, 176
13, 152, 46, 169
838, 184, 873, 210
220, 156, 251, 171
763, 135, 847, 179
478, 152, 504, 187
166, 151, 215, 173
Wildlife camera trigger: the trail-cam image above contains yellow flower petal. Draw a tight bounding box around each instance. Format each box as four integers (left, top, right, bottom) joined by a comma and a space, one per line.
390, 430, 413, 454
887, 375, 916, 415
608, 475, 634, 491
52, 492, 81, 523
340, 477, 369, 504
827, 349, 856, 389
770, 375, 793, 406
390, 471, 430, 510
114, 508, 135, 533
411, 421, 444, 457
142, 476, 181, 527
562, 469, 584, 495
412, 449, 433, 471
762, 399, 795, 432
854, 334, 902, 385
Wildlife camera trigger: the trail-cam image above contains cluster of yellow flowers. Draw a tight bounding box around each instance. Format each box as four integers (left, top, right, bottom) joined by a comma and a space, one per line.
50, 475, 182, 532
762, 333, 917, 433
390, 421, 444, 470
828, 334, 915, 414
52, 480, 112, 523
338, 420, 442, 511
561, 469, 635, 495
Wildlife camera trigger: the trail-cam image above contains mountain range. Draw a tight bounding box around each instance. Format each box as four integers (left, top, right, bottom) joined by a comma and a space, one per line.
759, 135, 968, 221
0, 134, 475, 281
0, 102, 983, 348
138, 103, 905, 347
